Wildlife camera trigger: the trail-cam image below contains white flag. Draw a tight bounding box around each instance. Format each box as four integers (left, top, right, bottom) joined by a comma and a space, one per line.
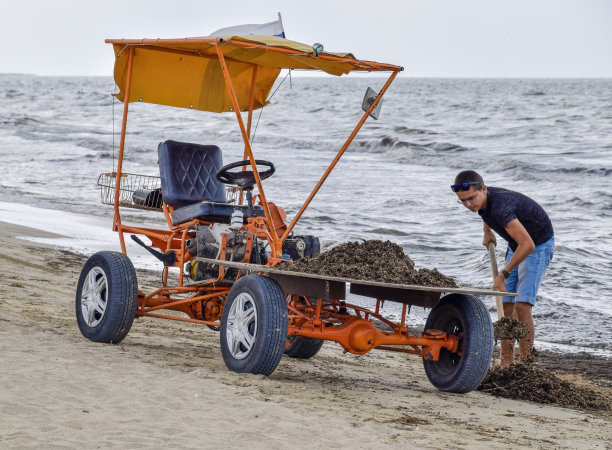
210, 13, 285, 38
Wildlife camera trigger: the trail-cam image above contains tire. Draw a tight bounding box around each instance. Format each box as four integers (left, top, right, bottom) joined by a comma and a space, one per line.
284, 335, 324, 359
422, 294, 493, 393
75, 251, 138, 344
220, 275, 288, 375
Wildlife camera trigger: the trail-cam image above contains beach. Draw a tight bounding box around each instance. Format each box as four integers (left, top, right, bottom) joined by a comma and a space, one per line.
1, 220, 610, 449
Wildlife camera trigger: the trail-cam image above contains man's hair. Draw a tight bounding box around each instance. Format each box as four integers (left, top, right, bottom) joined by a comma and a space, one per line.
454, 170, 484, 189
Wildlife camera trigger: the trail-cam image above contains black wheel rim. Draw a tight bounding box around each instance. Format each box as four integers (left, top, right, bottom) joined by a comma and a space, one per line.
435, 316, 465, 375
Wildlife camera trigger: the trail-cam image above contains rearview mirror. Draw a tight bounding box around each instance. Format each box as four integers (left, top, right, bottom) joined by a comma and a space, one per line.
362, 87, 383, 120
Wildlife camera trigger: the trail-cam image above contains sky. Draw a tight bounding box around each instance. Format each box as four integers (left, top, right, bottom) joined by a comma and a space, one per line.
0, 0, 610, 77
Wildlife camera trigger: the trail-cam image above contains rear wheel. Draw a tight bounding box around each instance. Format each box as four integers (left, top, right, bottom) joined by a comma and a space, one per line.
285, 335, 324, 359
220, 275, 288, 375
422, 294, 493, 393
75, 251, 138, 344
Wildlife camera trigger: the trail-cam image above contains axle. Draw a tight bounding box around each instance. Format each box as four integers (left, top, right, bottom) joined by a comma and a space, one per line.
289, 317, 460, 359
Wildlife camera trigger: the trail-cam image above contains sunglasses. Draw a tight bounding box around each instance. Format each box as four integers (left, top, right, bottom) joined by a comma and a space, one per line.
450, 182, 482, 192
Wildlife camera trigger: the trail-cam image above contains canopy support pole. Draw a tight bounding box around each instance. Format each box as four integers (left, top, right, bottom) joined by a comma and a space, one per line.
215, 44, 281, 256
246, 64, 258, 150
281, 70, 398, 242
240, 65, 259, 205
113, 45, 135, 254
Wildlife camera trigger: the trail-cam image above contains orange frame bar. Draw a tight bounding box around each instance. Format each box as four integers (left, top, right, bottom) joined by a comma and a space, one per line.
215, 44, 283, 256
112, 45, 135, 254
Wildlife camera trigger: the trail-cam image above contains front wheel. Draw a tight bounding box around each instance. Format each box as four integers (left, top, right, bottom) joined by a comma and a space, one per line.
75, 251, 138, 344
220, 275, 288, 375
422, 294, 493, 393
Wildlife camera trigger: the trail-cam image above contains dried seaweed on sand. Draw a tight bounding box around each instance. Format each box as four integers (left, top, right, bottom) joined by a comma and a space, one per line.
478, 363, 611, 412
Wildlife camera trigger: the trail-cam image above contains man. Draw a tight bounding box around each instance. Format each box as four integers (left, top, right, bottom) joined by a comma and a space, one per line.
452, 170, 554, 367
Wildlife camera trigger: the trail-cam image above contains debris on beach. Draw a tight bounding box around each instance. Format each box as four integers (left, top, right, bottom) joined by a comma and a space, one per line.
478, 362, 611, 412
493, 317, 529, 341
535, 351, 612, 389
277, 240, 457, 288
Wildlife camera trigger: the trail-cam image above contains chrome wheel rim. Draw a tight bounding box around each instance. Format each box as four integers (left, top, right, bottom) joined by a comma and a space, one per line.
226, 292, 257, 360
80, 267, 108, 327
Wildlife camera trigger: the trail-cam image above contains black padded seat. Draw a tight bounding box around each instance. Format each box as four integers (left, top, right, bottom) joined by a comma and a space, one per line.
158, 140, 264, 225
171, 201, 264, 225
158, 140, 226, 207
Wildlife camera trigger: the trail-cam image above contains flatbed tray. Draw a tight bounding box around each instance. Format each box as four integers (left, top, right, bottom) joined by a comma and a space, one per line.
197, 257, 515, 308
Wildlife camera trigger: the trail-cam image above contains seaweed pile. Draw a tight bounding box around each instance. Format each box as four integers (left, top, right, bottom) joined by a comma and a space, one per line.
478, 363, 611, 412
278, 240, 457, 288
493, 317, 529, 341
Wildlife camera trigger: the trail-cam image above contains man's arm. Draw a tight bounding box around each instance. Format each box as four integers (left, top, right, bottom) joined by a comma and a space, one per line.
492, 219, 535, 292
482, 223, 497, 247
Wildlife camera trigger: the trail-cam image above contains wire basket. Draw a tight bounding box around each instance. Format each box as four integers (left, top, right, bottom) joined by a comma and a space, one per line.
97, 173, 163, 211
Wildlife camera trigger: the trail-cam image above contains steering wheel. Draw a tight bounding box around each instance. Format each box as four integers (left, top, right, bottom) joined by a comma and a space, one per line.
216, 160, 275, 189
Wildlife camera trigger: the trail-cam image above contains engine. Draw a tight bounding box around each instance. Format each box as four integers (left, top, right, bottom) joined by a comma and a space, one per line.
185, 222, 262, 281
282, 235, 320, 260
185, 220, 320, 282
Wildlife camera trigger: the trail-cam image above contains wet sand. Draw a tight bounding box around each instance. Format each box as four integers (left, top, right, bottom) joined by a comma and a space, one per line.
0, 221, 610, 449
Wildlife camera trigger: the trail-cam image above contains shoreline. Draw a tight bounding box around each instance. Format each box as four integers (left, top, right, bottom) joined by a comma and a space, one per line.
1, 219, 610, 448
1, 198, 611, 359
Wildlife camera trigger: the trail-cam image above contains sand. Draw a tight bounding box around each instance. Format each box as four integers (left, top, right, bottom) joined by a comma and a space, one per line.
1, 220, 610, 449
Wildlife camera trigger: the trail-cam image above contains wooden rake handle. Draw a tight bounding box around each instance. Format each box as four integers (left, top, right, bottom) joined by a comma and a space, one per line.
487, 242, 505, 320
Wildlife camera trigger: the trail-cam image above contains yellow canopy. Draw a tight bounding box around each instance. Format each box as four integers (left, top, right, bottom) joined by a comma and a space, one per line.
108, 35, 402, 113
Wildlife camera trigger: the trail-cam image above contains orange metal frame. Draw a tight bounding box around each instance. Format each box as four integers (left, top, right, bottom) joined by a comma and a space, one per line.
106, 39, 458, 360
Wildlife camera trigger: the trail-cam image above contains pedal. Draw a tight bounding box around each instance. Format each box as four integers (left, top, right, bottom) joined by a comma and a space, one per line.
131, 235, 176, 266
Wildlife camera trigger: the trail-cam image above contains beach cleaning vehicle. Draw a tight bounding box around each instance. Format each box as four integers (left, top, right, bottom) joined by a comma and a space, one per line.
77, 30, 510, 393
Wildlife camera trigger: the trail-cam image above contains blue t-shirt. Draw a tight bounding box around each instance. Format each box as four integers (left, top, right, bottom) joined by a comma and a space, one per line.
478, 187, 554, 252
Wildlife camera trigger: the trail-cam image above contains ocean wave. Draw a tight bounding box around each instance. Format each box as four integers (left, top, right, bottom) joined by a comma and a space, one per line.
366, 227, 410, 236
4, 89, 24, 99
309, 215, 336, 223
523, 90, 546, 96
393, 126, 438, 135
484, 157, 612, 179
353, 138, 612, 183
429, 142, 467, 152
553, 166, 612, 176
73, 137, 113, 153
0, 115, 42, 127
353, 137, 468, 153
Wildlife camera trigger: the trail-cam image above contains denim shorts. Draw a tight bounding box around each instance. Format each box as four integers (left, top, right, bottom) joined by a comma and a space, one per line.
503, 236, 554, 306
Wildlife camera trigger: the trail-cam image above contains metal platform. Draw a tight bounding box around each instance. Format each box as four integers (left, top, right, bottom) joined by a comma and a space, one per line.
196, 257, 515, 309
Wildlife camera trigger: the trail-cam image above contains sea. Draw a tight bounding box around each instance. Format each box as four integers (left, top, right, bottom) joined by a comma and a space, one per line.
1, 74, 611, 357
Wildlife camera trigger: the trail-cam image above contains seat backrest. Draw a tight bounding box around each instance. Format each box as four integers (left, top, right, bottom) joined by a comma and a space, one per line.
158, 140, 226, 208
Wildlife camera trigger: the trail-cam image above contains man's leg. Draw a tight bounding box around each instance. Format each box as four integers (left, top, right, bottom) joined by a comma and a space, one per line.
513, 238, 553, 363
515, 302, 534, 362
500, 302, 516, 367
501, 247, 519, 367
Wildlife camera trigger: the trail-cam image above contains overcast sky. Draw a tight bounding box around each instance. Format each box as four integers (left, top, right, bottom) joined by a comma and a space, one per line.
1, 0, 610, 77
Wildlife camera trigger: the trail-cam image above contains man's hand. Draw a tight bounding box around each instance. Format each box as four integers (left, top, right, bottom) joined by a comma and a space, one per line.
482, 227, 497, 247
493, 273, 506, 292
